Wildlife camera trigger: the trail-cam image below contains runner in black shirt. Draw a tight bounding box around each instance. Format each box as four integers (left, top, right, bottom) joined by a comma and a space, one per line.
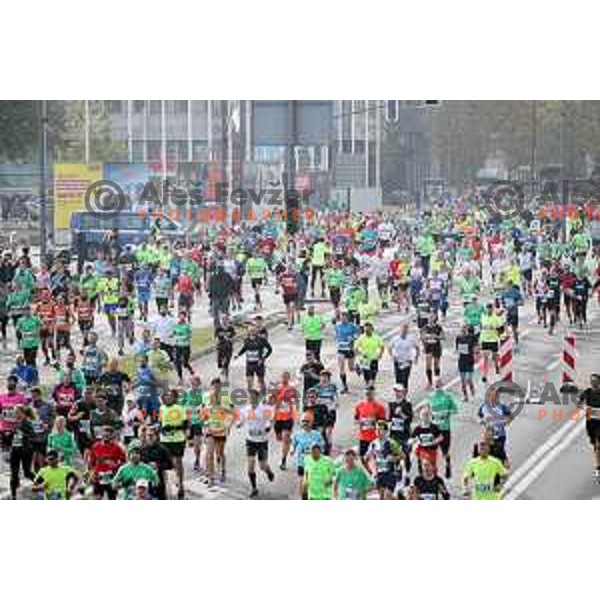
455, 324, 479, 402
215, 315, 236, 381
388, 384, 413, 483
421, 314, 444, 388
235, 327, 273, 394
98, 360, 131, 414
572, 275, 592, 327
578, 374, 600, 483
299, 351, 324, 399
410, 458, 450, 499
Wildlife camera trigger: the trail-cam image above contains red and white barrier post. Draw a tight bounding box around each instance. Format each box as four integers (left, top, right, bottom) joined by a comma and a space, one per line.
560, 333, 577, 392
498, 336, 513, 383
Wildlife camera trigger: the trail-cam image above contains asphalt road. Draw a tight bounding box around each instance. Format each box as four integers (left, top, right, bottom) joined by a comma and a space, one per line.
2, 272, 599, 499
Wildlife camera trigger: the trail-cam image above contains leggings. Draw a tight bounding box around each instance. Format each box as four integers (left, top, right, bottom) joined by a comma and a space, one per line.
0, 316, 8, 340
174, 345, 193, 380
10, 447, 34, 498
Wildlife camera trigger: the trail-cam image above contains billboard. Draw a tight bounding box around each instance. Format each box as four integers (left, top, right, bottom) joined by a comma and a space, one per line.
104, 163, 149, 206
54, 163, 102, 229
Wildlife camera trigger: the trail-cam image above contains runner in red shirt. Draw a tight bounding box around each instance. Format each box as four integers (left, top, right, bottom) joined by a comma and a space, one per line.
561, 268, 576, 325
270, 370, 299, 470
87, 425, 127, 499
354, 385, 387, 464
278, 265, 299, 330
34, 288, 56, 365
177, 273, 194, 313
75, 293, 95, 342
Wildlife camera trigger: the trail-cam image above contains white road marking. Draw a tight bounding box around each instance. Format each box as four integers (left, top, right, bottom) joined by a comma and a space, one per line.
501, 417, 580, 497
504, 421, 584, 499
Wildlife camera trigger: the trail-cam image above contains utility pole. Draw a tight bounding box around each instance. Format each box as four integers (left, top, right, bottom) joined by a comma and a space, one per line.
530, 100, 537, 197
39, 100, 48, 263
285, 100, 299, 234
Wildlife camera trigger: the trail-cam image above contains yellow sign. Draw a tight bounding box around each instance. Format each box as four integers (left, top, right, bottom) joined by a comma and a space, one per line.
54, 163, 102, 229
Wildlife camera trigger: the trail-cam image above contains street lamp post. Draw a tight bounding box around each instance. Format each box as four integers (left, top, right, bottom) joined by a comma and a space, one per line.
39, 99, 48, 263
530, 100, 537, 197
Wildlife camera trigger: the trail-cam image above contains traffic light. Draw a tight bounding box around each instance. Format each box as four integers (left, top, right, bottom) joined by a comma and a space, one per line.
286, 189, 300, 235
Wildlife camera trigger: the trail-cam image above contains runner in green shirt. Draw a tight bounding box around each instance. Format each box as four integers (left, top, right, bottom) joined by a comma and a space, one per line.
310, 239, 330, 297
427, 380, 460, 479
301, 305, 326, 360
354, 323, 385, 384
183, 376, 205, 472
325, 265, 346, 312
32, 450, 79, 499
334, 448, 372, 499
463, 297, 485, 333
79, 267, 100, 301
48, 423, 77, 466
173, 312, 194, 384
345, 282, 367, 320
15, 307, 42, 363
112, 441, 159, 499
463, 439, 508, 500
303, 444, 337, 500
14, 266, 35, 292
7, 287, 32, 321
246, 256, 268, 308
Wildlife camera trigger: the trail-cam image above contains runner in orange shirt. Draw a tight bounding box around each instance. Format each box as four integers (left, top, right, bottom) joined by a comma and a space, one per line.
270, 370, 299, 470
34, 288, 56, 365
353, 385, 387, 467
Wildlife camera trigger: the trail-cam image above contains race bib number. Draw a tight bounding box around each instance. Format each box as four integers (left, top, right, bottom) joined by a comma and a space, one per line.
99, 472, 113, 485
249, 426, 264, 438
419, 433, 434, 446
80, 420, 91, 435
344, 485, 358, 500
475, 483, 492, 495
391, 417, 404, 431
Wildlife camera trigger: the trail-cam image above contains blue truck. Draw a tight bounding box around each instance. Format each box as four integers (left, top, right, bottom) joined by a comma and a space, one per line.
70, 211, 186, 262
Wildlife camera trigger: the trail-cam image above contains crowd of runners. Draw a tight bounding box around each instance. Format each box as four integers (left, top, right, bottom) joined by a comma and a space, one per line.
1, 194, 600, 500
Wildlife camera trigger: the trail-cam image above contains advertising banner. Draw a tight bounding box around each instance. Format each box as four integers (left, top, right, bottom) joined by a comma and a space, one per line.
54, 163, 102, 229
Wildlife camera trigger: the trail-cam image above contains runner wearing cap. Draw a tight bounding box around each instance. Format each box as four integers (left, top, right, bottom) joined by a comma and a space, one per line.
112, 440, 159, 499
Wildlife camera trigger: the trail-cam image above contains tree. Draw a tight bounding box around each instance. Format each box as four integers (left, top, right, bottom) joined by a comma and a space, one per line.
0, 100, 127, 163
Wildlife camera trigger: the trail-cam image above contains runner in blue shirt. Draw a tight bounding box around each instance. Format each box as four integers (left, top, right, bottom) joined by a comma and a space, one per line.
291, 413, 325, 499
335, 312, 360, 393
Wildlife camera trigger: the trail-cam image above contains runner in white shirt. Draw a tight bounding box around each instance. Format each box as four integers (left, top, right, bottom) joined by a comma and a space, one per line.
389, 323, 420, 390
238, 389, 276, 498
150, 310, 176, 346
372, 250, 391, 308
378, 221, 395, 247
